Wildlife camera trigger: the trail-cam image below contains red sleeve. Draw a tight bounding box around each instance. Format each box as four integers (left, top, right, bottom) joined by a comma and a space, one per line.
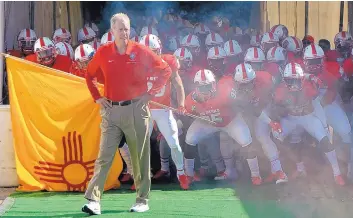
140, 46, 172, 95
162, 54, 179, 72
325, 50, 339, 62
218, 76, 236, 101
343, 58, 353, 77
325, 61, 341, 79
86, 46, 103, 101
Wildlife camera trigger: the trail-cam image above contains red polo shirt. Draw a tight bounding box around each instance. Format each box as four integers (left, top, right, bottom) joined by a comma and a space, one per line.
86, 41, 172, 101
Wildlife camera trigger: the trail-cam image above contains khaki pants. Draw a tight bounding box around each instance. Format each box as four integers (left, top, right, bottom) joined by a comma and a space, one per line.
84, 100, 151, 204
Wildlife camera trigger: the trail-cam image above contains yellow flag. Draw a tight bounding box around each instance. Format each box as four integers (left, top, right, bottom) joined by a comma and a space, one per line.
6, 56, 123, 192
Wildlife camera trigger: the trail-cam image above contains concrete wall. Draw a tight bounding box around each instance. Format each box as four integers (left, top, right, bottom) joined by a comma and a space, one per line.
0, 105, 18, 187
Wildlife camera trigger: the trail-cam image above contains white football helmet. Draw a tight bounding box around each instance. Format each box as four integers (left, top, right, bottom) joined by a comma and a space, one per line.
181, 34, 201, 56
55, 42, 74, 60
207, 46, 226, 73
205, 32, 224, 50
166, 36, 180, 52
139, 34, 162, 55
77, 27, 96, 44
334, 31, 352, 47
53, 28, 72, 44
17, 28, 37, 55
223, 40, 242, 57
74, 44, 95, 69
244, 47, 266, 71
101, 32, 115, 45
194, 23, 211, 35
282, 36, 303, 54
261, 32, 279, 52
270, 24, 289, 41
303, 43, 325, 74
283, 62, 305, 91
140, 26, 159, 37
89, 40, 101, 51
84, 22, 99, 36
267, 46, 287, 63
234, 63, 256, 84
194, 69, 216, 85
34, 37, 57, 66
174, 47, 193, 70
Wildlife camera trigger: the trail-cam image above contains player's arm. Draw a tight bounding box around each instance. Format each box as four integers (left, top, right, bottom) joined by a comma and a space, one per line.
171, 59, 186, 109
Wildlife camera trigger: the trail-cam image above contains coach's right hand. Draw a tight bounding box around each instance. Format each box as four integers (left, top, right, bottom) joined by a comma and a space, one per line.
96, 97, 113, 109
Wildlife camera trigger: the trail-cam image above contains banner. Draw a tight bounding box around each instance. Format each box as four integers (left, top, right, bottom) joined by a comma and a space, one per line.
6, 56, 123, 192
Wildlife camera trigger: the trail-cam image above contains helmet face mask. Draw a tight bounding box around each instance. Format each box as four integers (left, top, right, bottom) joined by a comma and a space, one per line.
19, 40, 36, 55
304, 58, 323, 74
81, 37, 95, 44
284, 77, 303, 91
179, 59, 192, 70
185, 46, 200, 57
247, 62, 263, 71
196, 83, 215, 101
36, 47, 56, 66
235, 80, 255, 96
77, 58, 91, 69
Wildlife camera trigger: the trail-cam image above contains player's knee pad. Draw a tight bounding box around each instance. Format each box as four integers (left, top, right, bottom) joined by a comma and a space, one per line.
241, 142, 257, 159
184, 143, 197, 159
319, 136, 334, 153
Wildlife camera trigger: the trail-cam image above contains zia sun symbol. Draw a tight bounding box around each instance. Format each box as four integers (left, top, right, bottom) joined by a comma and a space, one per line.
34, 131, 95, 191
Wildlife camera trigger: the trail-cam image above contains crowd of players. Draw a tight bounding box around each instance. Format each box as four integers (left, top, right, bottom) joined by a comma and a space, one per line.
7, 9, 353, 191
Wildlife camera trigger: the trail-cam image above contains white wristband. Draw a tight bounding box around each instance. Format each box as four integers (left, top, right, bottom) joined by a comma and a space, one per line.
259, 111, 271, 124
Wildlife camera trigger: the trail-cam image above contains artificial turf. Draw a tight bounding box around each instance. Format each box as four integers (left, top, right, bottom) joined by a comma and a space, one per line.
1, 181, 301, 218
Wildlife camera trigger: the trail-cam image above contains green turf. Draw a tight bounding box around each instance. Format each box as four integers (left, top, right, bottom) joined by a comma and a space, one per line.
2, 182, 303, 218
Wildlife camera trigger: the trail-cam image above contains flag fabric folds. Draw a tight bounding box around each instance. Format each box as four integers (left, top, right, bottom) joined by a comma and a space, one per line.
6, 56, 123, 192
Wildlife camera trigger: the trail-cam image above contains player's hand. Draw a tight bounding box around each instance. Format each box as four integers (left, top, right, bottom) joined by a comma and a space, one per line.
308, 75, 324, 88
177, 106, 187, 115
269, 121, 282, 133
156, 133, 164, 141
96, 97, 112, 109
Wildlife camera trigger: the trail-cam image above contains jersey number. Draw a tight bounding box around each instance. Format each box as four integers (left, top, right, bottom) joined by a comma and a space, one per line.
147, 82, 166, 97
201, 112, 223, 123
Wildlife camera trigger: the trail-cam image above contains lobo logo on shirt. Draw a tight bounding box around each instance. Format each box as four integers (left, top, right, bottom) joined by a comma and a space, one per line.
130, 52, 136, 60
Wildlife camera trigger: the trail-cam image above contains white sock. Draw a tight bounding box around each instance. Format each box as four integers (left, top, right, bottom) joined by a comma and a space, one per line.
296, 162, 306, 172
270, 158, 283, 173
325, 150, 341, 176
160, 158, 170, 172
177, 170, 185, 176
246, 157, 260, 177
171, 147, 185, 172
184, 158, 195, 177
119, 143, 133, 175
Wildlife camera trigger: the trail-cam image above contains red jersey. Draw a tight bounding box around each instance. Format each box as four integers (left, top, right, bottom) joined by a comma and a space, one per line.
343, 58, 353, 77
148, 54, 178, 109
24, 54, 37, 62
325, 50, 345, 64
69, 62, 105, 84
7, 50, 23, 58
273, 81, 318, 116
316, 62, 341, 105
26, 54, 72, 73
263, 62, 281, 79
185, 79, 237, 127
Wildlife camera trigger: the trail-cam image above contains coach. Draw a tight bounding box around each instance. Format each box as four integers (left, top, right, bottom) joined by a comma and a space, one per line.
82, 13, 172, 215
